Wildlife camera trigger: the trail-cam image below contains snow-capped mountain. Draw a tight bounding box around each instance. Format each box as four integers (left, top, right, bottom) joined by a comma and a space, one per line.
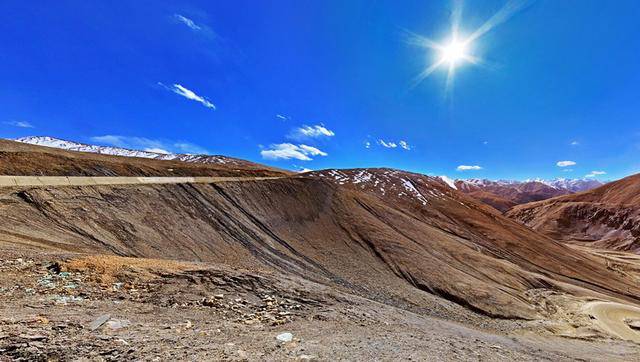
438, 177, 605, 193
536, 178, 605, 193
16, 136, 167, 159
438, 175, 457, 189
435, 176, 605, 212
14, 136, 240, 165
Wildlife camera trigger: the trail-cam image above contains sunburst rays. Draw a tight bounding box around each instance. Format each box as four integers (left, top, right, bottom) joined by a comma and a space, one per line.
407, 0, 532, 93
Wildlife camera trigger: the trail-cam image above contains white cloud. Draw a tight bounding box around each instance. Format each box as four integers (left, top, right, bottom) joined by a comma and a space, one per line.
4, 120, 34, 128
90, 135, 208, 155
570, 141, 579, 146
585, 170, 606, 178
292, 165, 313, 173
145, 148, 170, 154
174, 14, 201, 31
457, 165, 483, 171
557, 160, 576, 167
298, 144, 327, 156
288, 125, 335, 140
260, 143, 327, 161
276, 114, 289, 121
378, 139, 397, 148
159, 82, 216, 110
377, 139, 411, 150
91, 135, 167, 151
364, 141, 371, 149
483, 141, 489, 145
174, 142, 209, 155
90, 135, 131, 148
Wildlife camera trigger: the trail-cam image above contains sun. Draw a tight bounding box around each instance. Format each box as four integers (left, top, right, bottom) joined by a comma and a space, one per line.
440, 39, 468, 65
407, 31, 479, 91
407, 0, 531, 92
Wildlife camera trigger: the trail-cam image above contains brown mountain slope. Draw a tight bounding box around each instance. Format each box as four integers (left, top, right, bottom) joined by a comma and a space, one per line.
0, 139, 289, 177
1, 168, 638, 321
507, 173, 640, 253
458, 190, 518, 212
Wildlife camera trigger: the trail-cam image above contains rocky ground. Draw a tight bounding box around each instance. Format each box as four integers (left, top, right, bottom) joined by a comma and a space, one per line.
1, 249, 639, 361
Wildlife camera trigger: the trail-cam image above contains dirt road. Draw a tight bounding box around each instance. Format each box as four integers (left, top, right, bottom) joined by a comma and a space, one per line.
0, 176, 280, 187
583, 302, 640, 343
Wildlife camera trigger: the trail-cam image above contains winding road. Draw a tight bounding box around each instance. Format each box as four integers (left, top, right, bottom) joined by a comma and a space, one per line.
583, 301, 640, 343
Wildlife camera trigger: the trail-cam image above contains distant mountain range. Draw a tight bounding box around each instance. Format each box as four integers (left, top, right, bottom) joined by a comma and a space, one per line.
14, 136, 244, 166
441, 177, 604, 212
13, 136, 605, 212
451, 178, 604, 193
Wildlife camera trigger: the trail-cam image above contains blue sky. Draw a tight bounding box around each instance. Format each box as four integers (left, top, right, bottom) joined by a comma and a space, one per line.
1, 0, 639, 180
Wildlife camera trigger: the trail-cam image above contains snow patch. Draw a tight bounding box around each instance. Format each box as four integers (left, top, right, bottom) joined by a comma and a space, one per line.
438, 176, 457, 190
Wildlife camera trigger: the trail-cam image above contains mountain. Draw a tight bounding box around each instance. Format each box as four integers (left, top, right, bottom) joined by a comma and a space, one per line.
15, 136, 167, 159
540, 178, 605, 193
507, 173, 640, 253
0, 138, 288, 177
14, 136, 249, 166
441, 178, 604, 212
1, 138, 638, 317
12, 138, 606, 206
1, 138, 640, 357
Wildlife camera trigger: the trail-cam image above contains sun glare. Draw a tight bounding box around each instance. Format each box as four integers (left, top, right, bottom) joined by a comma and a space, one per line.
440, 39, 468, 65
408, 0, 531, 92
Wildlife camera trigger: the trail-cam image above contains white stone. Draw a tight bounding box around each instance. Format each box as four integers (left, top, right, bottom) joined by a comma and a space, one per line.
276, 332, 293, 342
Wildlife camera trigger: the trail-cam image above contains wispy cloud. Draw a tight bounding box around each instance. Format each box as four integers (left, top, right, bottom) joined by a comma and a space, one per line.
174, 142, 209, 154
292, 165, 313, 173
457, 165, 483, 171
145, 147, 170, 154
91, 135, 167, 150
378, 139, 397, 148
570, 140, 579, 146
377, 139, 411, 150
288, 125, 335, 140
174, 14, 201, 31
158, 82, 216, 110
260, 143, 327, 161
556, 160, 576, 167
4, 120, 34, 128
298, 144, 326, 155
585, 170, 606, 178
90, 135, 209, 155
276, 114, 290, 121
364, 141, 371, 149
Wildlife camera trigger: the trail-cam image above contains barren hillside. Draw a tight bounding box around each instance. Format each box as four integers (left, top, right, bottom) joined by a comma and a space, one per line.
507, 173, 640, 253
0, 139, 289, 177
1, 141, 639, 359
2, 167, 638, 318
